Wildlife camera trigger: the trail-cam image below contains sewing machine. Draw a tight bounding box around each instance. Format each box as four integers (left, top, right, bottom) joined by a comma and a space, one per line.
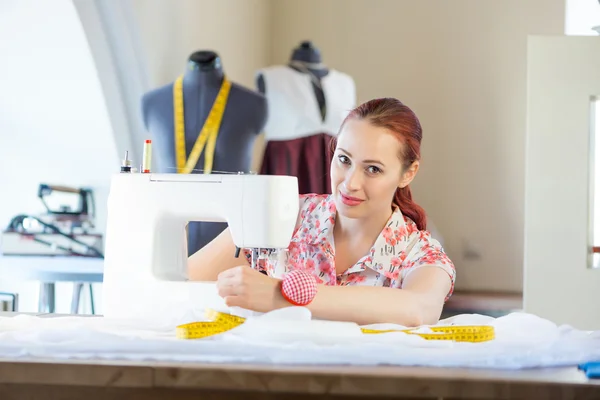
101, 172, 299, 322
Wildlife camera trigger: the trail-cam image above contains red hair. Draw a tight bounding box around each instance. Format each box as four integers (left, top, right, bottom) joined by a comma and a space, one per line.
331, 98, 427, 230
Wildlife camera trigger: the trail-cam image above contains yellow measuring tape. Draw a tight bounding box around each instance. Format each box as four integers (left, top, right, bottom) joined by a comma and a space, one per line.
173, 75, 232, 174
176, 309, 495, 343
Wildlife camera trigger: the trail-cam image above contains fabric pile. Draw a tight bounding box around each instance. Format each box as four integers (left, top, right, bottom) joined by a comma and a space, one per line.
0, 308, 598, 370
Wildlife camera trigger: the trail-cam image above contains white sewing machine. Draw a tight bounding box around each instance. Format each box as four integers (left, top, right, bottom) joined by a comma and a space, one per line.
101, 173, 299, 323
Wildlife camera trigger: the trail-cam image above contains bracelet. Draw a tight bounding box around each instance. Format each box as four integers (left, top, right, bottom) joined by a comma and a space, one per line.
280, 270, 318, 306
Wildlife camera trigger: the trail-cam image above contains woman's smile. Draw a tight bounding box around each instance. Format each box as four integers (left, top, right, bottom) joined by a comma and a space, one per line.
340, 192, 364, 206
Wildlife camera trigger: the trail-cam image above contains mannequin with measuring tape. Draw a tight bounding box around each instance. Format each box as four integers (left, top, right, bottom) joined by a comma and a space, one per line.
255, 41, 356, 195
141, 50, 267, 255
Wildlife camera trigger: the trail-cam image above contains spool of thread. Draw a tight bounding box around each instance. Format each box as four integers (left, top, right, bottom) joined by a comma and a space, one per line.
142, 139, 152, 173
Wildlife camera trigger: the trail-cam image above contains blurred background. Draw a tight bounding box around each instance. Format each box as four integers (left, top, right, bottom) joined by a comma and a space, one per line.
0, 0, 599, 323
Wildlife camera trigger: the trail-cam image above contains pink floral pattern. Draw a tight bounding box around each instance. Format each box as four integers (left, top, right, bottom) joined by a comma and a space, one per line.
243, 194, 456, 300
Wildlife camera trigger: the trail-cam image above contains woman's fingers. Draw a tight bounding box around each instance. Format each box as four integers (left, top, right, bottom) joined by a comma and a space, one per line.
217, 269, 245, 298
215, 265, 274, 311
224, 295, 245, 308
217, 265, 247, 281
216, 283, 237, 298
217, 267, 237, 280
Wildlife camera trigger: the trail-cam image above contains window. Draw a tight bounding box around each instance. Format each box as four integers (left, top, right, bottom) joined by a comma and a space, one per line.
565, 0, 600, 36
0, 0, 118, 313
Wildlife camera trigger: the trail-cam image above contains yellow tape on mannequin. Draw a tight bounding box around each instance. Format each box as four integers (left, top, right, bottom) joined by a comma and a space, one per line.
173, 75, 231, 174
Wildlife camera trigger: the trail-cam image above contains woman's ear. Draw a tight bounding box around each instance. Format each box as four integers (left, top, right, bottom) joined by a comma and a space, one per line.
399, 161, 419, 188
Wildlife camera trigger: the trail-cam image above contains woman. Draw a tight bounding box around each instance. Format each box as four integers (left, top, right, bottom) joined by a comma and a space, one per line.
188, 98, 456, 327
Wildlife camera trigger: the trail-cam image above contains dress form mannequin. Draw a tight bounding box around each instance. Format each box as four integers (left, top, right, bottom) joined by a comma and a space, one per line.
257, 41, 329, 120
255, 41, 356, 194
141, 50, 267, 255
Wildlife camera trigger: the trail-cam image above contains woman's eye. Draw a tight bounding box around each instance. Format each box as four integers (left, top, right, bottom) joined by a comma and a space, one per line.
338, 155, 350, 164
367, 166, 382, 174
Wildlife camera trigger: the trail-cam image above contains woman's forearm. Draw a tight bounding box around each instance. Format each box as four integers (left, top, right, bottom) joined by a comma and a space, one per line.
303, 285, 437, 327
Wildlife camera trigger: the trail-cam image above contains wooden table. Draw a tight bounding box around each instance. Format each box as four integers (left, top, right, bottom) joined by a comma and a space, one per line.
0, 358, 599, 400
0, 313, 599, 399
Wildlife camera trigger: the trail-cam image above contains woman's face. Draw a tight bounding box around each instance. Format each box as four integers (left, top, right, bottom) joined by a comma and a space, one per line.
330, 118, 418, 219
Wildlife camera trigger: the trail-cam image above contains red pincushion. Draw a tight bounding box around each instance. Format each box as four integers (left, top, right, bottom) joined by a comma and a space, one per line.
281, 270, 317, 306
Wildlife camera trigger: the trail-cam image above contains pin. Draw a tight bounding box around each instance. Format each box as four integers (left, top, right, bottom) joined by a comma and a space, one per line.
142, 140, 152, 173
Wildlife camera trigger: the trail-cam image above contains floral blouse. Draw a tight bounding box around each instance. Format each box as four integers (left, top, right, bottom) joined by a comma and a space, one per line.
243, 193, 456, 300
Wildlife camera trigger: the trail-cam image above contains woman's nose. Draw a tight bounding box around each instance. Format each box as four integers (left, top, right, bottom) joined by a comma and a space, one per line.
344, 168, 362, 191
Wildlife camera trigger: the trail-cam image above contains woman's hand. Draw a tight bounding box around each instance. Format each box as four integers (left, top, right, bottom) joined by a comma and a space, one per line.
216, 265, 287, 312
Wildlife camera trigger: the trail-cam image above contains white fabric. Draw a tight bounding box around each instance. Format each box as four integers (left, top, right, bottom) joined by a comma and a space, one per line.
1, 308, 599, 369
257, 66, 356, 141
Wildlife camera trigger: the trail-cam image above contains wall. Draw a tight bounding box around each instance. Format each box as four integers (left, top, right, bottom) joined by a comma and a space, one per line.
0, 0, 119, 312
269, 0, 565, 292
131, 0, 271, 89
